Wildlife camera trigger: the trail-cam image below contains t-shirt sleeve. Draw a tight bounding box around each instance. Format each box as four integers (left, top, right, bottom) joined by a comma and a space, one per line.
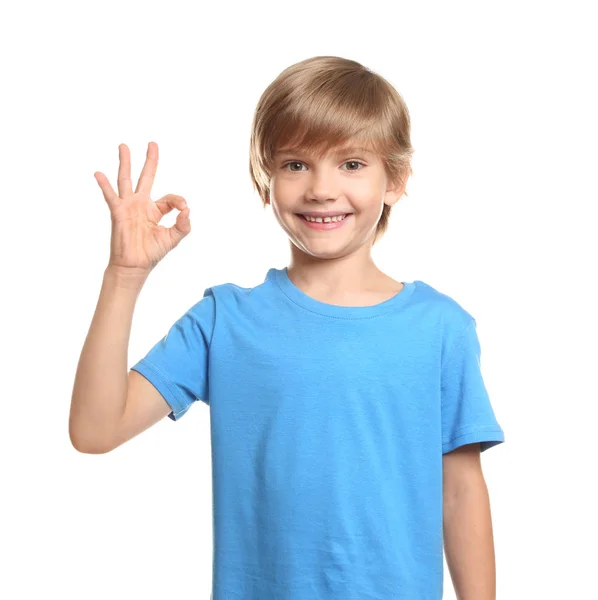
441, 317, 505, 453
130, 287, 215, 421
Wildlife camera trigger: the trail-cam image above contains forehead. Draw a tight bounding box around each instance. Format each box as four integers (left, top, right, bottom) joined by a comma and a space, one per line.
275, 144, 376, 157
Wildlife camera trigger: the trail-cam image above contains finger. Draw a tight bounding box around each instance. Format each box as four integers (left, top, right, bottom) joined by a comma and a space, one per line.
168, 206, 191, 246
135, 141, 159, 196
94, 171, 120, 209
155, 194, 187, 216
117, 144, 133, 198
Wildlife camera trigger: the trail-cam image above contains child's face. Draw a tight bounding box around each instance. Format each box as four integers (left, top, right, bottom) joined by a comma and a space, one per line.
268, 141, 403, 258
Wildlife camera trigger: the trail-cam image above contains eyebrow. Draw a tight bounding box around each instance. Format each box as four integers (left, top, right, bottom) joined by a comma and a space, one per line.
276, 146, 375, 157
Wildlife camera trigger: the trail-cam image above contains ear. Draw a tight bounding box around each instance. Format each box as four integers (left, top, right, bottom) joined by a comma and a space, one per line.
384, 175, 407, 208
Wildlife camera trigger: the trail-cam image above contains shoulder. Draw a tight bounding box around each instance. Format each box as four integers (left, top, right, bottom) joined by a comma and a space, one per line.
198, 269, 279, 313
413, 280, 475, 328
204, 278, 269, 303
411, 280, 479, 364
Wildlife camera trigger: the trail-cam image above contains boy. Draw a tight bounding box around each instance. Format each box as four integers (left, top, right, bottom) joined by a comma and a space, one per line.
70, 56, 505, 599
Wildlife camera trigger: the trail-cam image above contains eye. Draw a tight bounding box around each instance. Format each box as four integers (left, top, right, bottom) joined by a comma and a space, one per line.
283, 161, 307, 172
282, 160, 365, 173
342, 160, 365, 172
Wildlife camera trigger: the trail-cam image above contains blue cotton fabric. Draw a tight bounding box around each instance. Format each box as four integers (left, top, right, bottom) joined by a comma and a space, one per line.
131, 266, 505, 599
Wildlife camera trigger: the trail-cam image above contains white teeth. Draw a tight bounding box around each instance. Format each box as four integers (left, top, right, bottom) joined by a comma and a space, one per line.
304, 214, 347, 223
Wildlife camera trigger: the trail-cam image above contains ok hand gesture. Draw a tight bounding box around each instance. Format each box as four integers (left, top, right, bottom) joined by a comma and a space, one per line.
95, 142, 191, 274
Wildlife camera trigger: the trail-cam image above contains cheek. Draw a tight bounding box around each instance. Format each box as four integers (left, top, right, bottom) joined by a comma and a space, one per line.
347, 189, 384, 213
268, 177, 285, 203
345, 178, 382, 200
270, 176, 296, 199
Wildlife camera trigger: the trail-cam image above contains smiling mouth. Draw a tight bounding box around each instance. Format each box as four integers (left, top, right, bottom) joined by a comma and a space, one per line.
296, 213, 353, 230
297, 213, 352, 222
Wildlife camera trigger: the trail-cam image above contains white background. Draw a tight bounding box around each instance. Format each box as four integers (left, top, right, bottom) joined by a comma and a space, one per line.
2, 0, 596, 598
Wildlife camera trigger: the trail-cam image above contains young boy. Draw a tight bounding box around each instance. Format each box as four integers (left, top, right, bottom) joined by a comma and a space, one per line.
70, 56, 505, 600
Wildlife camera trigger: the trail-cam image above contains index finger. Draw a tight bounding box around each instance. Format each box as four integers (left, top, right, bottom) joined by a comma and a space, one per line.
135, 141, 159, 196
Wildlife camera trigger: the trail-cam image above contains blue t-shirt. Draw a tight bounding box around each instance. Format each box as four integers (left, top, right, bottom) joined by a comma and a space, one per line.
131, 266, 505, 600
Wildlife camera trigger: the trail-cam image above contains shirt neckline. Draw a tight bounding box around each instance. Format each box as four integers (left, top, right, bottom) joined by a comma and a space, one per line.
269, 267, 416, 319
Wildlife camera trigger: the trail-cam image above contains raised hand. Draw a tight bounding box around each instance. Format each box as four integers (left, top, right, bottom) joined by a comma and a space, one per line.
94, 142, 191, 274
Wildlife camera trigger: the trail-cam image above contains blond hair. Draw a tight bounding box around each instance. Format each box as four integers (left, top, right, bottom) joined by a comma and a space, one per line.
249, 56, 414, 245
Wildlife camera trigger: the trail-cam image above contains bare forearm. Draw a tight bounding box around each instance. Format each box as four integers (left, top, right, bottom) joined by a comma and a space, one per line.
443, 477, 496, 600
69, 265, 149, 453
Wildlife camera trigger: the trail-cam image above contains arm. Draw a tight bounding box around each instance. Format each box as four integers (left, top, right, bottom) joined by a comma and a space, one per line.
69, 265, 168, 453
70, 142, 192, 453
443, 443, 497, 600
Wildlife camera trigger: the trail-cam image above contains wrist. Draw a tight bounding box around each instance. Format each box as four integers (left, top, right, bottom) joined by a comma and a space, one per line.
104, 264, 151, 289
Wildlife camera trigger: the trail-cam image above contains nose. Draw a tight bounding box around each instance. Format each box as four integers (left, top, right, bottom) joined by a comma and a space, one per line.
306, 168, 340, 203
